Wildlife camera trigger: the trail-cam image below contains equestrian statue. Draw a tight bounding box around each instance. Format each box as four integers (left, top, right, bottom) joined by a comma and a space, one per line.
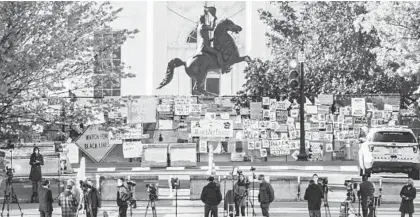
157, 6, 251, 96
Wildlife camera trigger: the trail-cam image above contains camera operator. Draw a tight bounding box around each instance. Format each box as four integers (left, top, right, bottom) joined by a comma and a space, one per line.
258, 174, 274, 217
357, 175, 375, 217
234, 173, 247, 217
82, 180, 101, 217
304, 179, 324, 217
201, 176, 222, 217
117, 178, 130, 217
29, 147, 44, 203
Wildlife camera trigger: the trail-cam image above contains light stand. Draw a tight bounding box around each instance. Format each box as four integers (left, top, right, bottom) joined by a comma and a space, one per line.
249, 168, 256, 217
171, 178, 180, 217
223, 176, 226, 217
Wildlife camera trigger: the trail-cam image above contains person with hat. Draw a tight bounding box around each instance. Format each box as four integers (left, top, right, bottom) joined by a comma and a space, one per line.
258, 174, 275, 217
38, 180, 53, 217
201, 176, 222, 217
400, 178, 416, 217
58, 185, 78, 217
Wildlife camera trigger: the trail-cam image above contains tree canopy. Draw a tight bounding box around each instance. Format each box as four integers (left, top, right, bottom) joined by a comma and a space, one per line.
0, 2, 138, 141
240, 1, 420, 104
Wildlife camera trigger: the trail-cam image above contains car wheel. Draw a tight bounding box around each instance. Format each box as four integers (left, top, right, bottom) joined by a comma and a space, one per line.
411, 169, 420, 180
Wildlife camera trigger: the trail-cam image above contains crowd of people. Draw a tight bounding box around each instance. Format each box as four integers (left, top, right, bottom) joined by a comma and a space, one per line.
200, 174, 275, 217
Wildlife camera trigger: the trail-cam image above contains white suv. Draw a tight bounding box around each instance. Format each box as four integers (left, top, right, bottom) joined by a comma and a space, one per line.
359, 127, 420, 179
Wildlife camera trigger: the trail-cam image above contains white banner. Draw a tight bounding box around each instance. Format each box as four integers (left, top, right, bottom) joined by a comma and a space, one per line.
123, 141, 143, 158
67, 143, 79, 164
191, 120, 233, 138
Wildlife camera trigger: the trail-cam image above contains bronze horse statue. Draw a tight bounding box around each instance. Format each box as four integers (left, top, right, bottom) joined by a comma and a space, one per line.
156, 19, 251, 96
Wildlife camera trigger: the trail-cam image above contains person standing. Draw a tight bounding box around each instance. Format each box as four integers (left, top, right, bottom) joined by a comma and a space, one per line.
357, 175, 375, 217
58, 185, 78, 217
304, 180, 324, 217
30, 147, 44, 203
258, 174, 275, 217
234, 174, 247, 217
400, 178, 416, 217
67, 179, 81, 206
38, 180, 53, 217
83, 180, 101, 217
117, 178, 130, 217
201, 176, 222, 217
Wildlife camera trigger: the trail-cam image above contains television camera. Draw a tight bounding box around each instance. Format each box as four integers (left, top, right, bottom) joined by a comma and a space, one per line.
126, 180, 137, 208
146, 184, 158, 201
344, 180, 357, 203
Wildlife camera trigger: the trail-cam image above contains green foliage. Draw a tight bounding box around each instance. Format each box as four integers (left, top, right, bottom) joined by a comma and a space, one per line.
239, 2, 420, 102
0, 2, 138, 141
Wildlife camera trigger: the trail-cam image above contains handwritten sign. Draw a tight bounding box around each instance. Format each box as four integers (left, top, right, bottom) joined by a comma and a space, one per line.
127, 98, 157, 124
75, 125, 114, 163
123, 141, 143, 158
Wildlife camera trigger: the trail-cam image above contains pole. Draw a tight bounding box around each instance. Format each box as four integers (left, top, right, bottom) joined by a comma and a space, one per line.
297, 43, 308, 161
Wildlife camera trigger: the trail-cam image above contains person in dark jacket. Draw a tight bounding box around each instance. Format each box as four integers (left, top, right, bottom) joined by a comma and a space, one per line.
400, 178, 416, 217
357, 175, 375, 217
304, 180, 324, 217
38, 180, 53, 217
258, 174, 275, 217
117, 178, 130, 217
30, 147, 44, 203
201, 176, 222, 217
83, 180, 101, 217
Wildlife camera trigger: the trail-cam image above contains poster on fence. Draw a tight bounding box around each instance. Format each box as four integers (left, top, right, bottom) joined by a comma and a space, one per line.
199, 140, 208, 153
127, 98, 157, 124
191, 120, 234, 138
309, 142, 323, 161
351, 98, 366, 117
123, 141, 143, 158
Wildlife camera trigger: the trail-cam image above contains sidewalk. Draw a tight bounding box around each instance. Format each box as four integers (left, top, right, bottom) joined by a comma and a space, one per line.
1, 200, 406, 217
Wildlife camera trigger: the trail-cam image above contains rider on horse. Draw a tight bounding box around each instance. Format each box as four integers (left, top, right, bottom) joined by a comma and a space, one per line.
196, 7, 226, 72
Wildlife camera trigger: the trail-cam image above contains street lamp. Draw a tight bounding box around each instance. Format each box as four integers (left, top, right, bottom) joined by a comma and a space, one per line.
297, 46, 308, 161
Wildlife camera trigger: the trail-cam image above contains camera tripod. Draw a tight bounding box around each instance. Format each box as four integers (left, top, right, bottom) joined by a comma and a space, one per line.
1, 177, 23, 217
247, 169, 257, 217
245, 189, 256, 217
1, 150, 23, 217
144, 197, 157, 217
323, 184, 331, 217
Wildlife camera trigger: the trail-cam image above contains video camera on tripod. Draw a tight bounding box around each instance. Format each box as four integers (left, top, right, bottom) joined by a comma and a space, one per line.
146, 184, 158, 201
5, 167, 14, 184
126, 180, 137, 208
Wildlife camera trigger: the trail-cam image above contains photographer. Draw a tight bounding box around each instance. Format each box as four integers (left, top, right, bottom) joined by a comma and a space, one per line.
201, 176, 222, 217
357, 175, 375, 217
29, 147, 44, 203
117, 178, 130, 217
234, 174, 247, 217
258, 174, 274, 217
82, 180, 101, 217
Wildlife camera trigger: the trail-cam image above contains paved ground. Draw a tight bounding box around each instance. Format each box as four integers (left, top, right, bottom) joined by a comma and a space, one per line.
0, 200, 415, 217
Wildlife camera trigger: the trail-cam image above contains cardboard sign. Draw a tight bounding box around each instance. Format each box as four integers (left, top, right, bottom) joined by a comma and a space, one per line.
123, 141, 143, 158
250, 102, 262, 119
75, 125, 115, 163
318, 94, 334, 105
